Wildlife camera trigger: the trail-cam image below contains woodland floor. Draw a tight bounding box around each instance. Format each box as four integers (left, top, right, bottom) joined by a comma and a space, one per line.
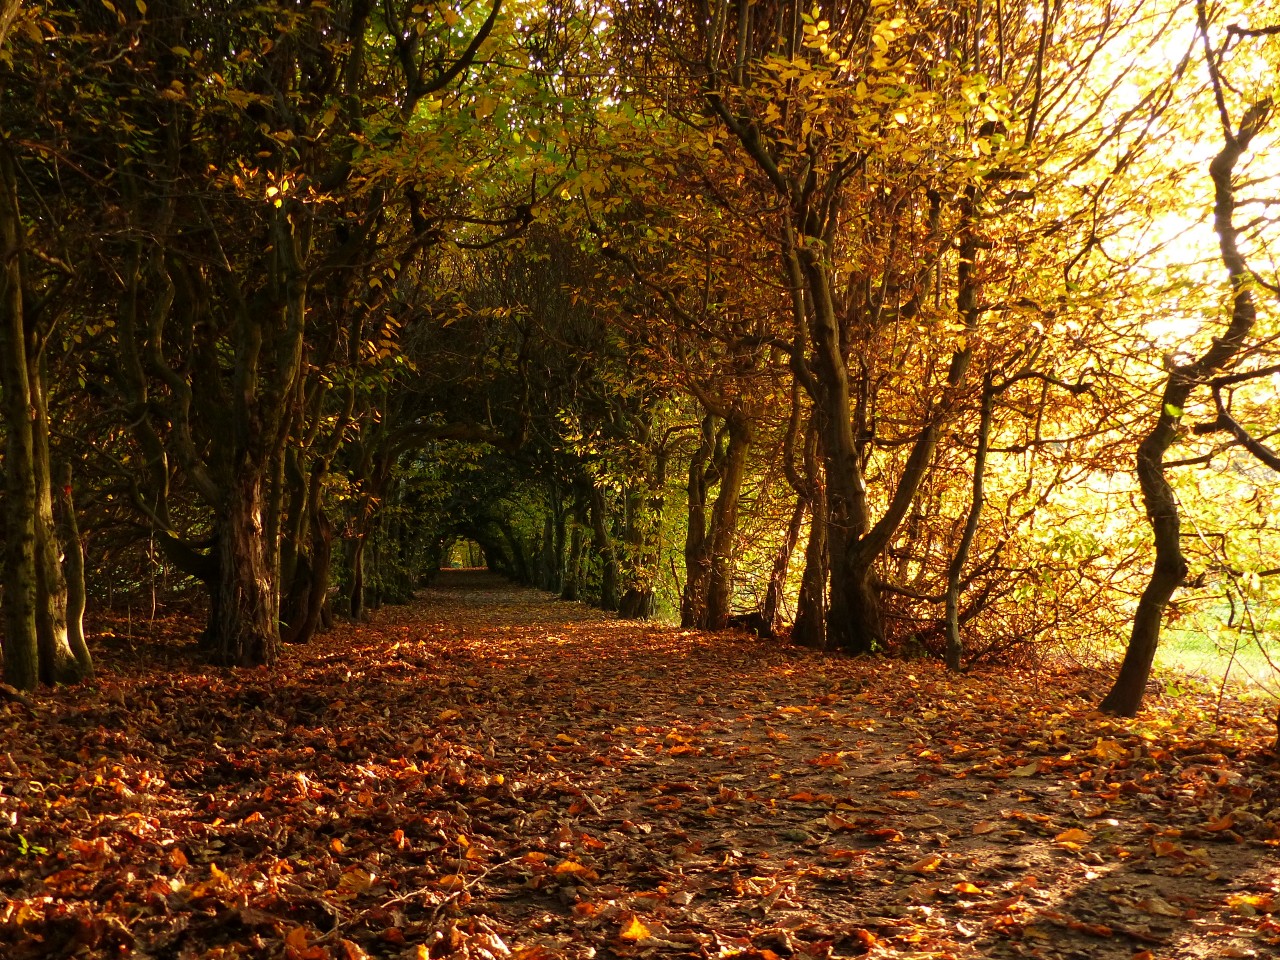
3, 572, 1280, 960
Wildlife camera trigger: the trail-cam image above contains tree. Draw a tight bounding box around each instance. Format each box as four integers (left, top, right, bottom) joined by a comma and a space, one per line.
1102, 3, 1277, 715
1, 112, 93, 688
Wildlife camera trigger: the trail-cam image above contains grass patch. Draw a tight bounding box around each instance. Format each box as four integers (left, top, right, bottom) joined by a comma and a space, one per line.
1157, 623, 1280, 696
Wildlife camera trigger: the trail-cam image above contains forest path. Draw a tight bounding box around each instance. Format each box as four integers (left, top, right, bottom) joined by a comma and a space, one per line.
2, 571, 1278, 960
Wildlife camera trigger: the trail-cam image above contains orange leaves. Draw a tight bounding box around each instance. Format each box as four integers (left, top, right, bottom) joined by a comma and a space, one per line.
1053, 827, 1093, 850
1088, 738, 1129, 762
618, 914, 650, 941
10, 592, 1280, 960
552, 859, 599, 881
1204, 812, 1236, 832
823, 811, 861, 831
336, 866, 380, 899
1227, 892, 1276, 916
808, 751, 847, 769
285, 926, 327, 960
904, 854, 942, 874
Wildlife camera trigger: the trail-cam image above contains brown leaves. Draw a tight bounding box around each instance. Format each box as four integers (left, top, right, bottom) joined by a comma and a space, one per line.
3, 583, 1279, 960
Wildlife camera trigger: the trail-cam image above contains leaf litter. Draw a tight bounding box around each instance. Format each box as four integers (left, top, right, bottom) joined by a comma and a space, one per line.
2, 570, 1279, 959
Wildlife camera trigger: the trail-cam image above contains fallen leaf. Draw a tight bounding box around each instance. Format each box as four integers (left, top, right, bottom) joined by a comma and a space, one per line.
1137, 897, 1183, 918
338, 867, 376, 894
905, 854, 942, 873
1054, 828, 1093, 845
1226, 893, 1274, 916
905, 814, 944, 830
619, 915, 650, 941
337, 940, 370, 960
553, 859, 599, 880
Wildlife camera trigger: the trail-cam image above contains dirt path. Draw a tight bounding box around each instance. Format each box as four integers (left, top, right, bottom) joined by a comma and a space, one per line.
2, 571, 1278, 959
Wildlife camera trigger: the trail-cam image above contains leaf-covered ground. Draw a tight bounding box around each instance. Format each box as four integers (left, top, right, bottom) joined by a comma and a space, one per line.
3, 571, 1279, 960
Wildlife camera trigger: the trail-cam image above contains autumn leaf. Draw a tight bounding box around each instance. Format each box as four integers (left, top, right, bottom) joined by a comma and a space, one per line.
1137, 897, 1183, 918
553, 859, 599, 880
337, 940, 371, 960
825, 811, 861, 830
1204, 813, 1235, 832
1089, 739, 1129, 761
618, 914, 650, 941
337, 867, 376, 895
904, 814, 944, 830
905, 854, 942, 874
1226, 893, 1275, 916
1053, 828, 1093, 849
285, 926, 326, 960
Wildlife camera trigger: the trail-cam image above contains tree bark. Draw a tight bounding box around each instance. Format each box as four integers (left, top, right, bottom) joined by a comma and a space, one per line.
761, 493, 806, 636
587, 483, 619, 610
56, 462, 92, 674
348, 534, 367, 620
212, 466, 280, 666
703, 415, 752, 629
30, 351, 83, 684
0, 142, 38, 691
561, 518, 584, 601
681, 414, 715, 627
946, 377, 993, 671
791, 484, 828, 650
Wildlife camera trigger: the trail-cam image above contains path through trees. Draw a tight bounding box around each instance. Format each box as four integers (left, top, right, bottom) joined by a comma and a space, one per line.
3, 572, 1279, 958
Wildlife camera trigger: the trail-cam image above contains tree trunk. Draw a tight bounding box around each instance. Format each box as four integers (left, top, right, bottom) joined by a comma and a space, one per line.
538, 508, 559, 591
946, 378, 993, 672
348, 534, 366, 620
762, 494, 806, 635
681, 415, 715, 627
30, 353, 83, 684
587, 483, 619, 610
794, 236, 877, 654
56, 462, 92, 674
0, 144, 38, 690
281, 498, 334, 644
211, 466, 280, 666
1099, 421, 1187, 714
703, 416, 752, 630
792, 483, 828, 649
561, 521, 584, 601
618, 449, 665, 619
1101, 91, 1271, 715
